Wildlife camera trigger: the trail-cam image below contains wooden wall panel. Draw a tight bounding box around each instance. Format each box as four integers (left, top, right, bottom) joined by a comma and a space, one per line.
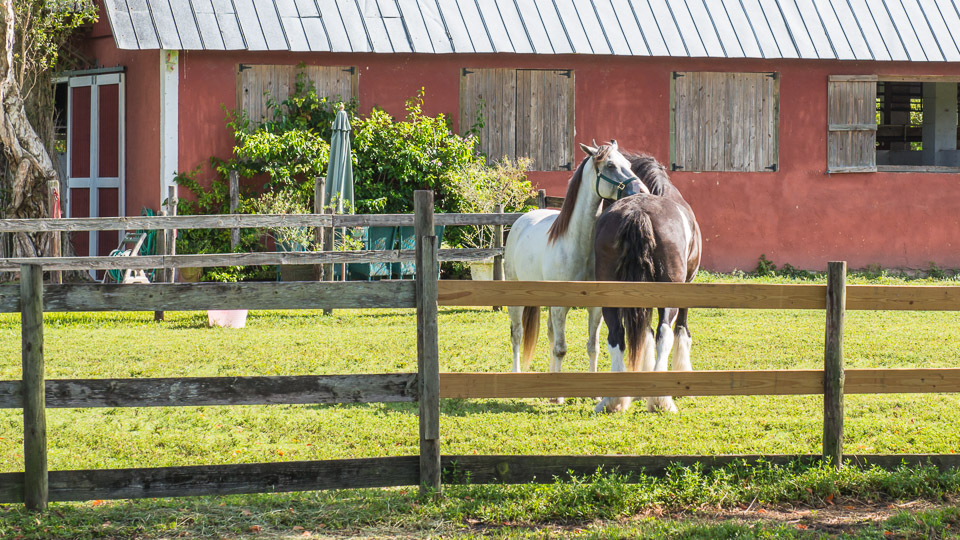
238, 65, 357, 125
827, 75, 878, 173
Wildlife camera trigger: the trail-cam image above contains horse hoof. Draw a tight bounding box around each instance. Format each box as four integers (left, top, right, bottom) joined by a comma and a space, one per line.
550, 397, 565, 405
646, 397, 679, 414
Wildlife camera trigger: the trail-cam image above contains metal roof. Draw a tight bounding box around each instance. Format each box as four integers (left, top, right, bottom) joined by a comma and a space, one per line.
103, 0, 960, 61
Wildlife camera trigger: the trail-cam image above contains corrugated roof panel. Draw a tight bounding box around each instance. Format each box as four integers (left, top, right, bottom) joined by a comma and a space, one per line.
418, 0, 455, 53
358, 1, 393, 52
884, 0, 926, 60
846, 0, 889, 60
514, 0, 556, 54
699, 0, 743, 57
449, 0, 492, 53
901, 0, 944, 62
337, 0, 373, 53
591, 0, 631, 55
396, 0, 436, 52
253, 0, 289, 50
863, 0, 907, 60
553, 0, 593, 54
232, 0, 268, 50
532, 0, 573, 54
493, 0, 533, 54
828, 0, 873, 59
923, 0, 960, 61
811, 0, 854, 59
103, 1, 141, 49
932, 0, 960, 61
723, 0, 764, 57
628, 0, 669, 56
190, 0, 225, 50
475, 1, 515, 53
374, 0, 411, 53
126, 0, 162, 49
669, 0, 707, 57
146, 0, 181, 49
757, 0, 800, 58
276, 0, 311, 51
792, 0, 834, 58
300, 16, 332, 51
572, 1, 613, 55
684, 0, 727, 57
609, 0, 648, 55
647, 0, 687, 56
167, 0, 203, 49
776, 0, 819, 58
436, 0, 476, 52
315, 0, 352, 52
741, 0, 784, 58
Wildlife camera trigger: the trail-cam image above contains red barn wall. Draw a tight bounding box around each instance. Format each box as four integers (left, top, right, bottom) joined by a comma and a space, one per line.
85, 30, 960, 272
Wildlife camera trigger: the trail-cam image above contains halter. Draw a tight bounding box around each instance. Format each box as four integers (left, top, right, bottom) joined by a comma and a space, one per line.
595, 169, 629, 201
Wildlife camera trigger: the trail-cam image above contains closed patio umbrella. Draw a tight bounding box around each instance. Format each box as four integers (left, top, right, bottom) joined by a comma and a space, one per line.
325, 104, 354, 214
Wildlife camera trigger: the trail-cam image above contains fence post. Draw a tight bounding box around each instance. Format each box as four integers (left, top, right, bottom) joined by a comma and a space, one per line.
167, 185, 178, 282
492, 203, 504, 311
313, 176, 326, 282
536, 189, 547, 209
229, 171, 240, 250
21, 264, 47, 511
46, 180, 62, 285
322, 208, 334, 316
823, 260, 846, 468
415, 190, 440, 495
154, 205, 167, 322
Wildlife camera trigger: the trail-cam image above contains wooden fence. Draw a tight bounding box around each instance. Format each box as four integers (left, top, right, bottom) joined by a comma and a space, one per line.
2, 190, 960, 511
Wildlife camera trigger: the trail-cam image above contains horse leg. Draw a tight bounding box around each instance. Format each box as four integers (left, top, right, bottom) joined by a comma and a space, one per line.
596, 307, 633, 413
586, 306, 602, 373
646, 307, 678, 413
548, 306, 569, 404
508, 305, 524, 373
671, 308, 693, 372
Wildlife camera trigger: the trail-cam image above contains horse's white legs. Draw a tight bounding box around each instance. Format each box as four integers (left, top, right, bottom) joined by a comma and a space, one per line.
596, 343, 633, 413
586, 306, 602, 373
672, 326, 693, 372
548, 306, 569, 404
645, 324, 677, 413
508, 306, 524, 373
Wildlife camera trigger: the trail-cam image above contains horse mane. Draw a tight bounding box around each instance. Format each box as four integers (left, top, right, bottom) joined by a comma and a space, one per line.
624, 152, 672, 196
547, 145, 621, 243
546, 155, 588, 243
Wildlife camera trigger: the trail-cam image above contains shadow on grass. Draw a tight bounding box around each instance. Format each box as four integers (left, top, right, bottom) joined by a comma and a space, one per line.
316, 398, 594, 416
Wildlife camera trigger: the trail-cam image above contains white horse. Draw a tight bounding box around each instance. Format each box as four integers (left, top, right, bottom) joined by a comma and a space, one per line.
503, 141, 648, 400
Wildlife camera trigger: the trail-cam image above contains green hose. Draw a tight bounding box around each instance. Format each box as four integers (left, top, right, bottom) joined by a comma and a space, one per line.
105, 208, 158, 282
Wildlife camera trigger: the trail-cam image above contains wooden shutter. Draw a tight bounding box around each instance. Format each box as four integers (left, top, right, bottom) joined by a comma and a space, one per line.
827, 75, 878, 173
460, 68, 517, 164
673, 72, 779, 172
516, 69, 575, 171
238, 65, 358, 125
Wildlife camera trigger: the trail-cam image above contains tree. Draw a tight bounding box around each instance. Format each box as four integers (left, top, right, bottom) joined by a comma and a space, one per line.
0, 0, 95, 258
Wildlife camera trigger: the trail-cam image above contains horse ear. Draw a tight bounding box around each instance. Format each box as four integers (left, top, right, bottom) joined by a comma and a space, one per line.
609, 139, 619, 150
579, 142, 598, 156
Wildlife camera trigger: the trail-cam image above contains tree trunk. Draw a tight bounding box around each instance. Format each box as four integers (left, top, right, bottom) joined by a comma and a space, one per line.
0, 0, 58, 258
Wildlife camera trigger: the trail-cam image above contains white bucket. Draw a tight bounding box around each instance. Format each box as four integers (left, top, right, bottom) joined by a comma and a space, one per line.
207, 309, 248, 328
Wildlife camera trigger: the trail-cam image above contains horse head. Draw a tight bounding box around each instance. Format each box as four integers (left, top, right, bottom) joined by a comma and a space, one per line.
579, 140, 649, 200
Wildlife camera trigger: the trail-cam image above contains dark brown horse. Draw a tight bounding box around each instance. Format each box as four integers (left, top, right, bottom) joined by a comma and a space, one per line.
594, 153, 702, 413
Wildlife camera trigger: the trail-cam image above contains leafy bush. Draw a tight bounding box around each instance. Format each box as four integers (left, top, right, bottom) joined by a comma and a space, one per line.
351, 89, 485, 214
452, 157, 535, 249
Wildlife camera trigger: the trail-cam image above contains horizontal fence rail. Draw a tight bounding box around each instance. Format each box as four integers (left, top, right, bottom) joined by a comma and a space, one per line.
0, 374, 419, 409
438, 281, 960, 311
0, 281, 417, 313
439, 369, 960, 399
0, 212, 524, 232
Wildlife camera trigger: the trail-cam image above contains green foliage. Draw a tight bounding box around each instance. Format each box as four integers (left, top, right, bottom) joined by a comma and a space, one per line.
251, 190, 313, 251
754, 254, 777, 277
351, 89, 485, 214
451, 157, 535, 249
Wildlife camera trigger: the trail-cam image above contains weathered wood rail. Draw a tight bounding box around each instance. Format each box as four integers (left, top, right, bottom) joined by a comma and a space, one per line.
2, 192, 960, 510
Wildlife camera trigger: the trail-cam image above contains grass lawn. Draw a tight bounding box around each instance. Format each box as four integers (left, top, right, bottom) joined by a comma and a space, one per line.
0, 271, 959, 538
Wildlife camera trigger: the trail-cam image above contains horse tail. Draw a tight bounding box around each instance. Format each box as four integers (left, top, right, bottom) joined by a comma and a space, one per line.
615, 211, 657, 371
521, 306, 540, 370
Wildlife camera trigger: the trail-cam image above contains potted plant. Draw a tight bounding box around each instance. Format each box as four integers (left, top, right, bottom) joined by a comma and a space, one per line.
204, 266, 248, 328
451, 157, 534, 279
252, 190, 317, 281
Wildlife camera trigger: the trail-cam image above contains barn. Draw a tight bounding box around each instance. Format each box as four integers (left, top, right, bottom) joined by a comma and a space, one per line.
67, 0, 960, 272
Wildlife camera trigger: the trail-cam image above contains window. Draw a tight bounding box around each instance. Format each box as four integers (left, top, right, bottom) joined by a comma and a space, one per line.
828, 75, 960, 173
237, 65, 358, 126
671, 71, 779, 172
459, 68, 574, 171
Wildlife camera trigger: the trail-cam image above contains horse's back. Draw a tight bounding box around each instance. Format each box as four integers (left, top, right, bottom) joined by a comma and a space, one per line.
504, 209, 560, 281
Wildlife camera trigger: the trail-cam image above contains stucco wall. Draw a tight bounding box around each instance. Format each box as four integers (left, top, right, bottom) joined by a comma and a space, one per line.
85, 30, 960, 271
